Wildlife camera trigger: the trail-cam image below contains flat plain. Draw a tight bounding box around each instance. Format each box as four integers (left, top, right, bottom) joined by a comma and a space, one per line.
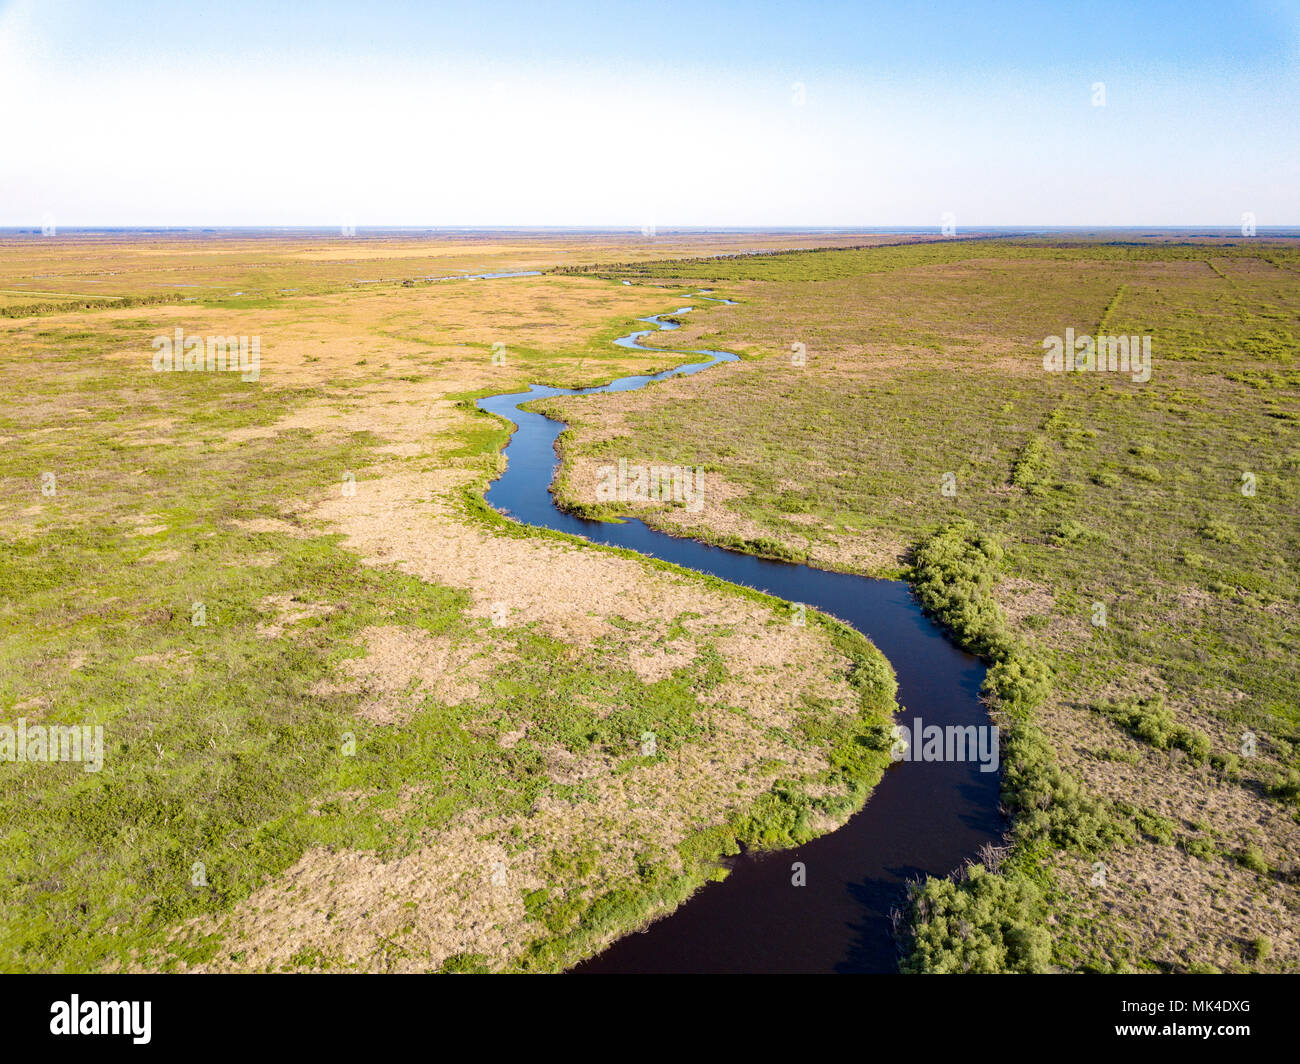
549, 236, 1300, 972
2, 230, 1296, 972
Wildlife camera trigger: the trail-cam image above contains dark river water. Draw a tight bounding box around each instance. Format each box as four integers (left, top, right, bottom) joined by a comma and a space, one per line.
476, 303, 1003, 973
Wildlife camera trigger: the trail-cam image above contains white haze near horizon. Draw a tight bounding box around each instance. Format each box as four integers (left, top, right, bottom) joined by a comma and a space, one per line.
2, 0, 1298, 229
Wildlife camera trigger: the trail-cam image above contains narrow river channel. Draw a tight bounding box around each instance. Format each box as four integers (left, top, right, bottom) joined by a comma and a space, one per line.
476, 301, 1004, 973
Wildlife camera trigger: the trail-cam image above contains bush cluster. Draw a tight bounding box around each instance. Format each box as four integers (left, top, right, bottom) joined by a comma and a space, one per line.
900, 522, 1138, 972
1098, 695, 1213, 763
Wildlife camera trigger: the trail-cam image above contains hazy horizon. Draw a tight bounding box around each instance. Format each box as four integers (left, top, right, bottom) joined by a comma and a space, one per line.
5, 225, 1300, 235
3, 0, 1298, 229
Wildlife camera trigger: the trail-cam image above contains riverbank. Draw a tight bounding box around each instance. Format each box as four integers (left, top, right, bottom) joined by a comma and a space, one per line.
474, 304, 1001, 972
2, 255, 924, 973
542, 238, 1300, 972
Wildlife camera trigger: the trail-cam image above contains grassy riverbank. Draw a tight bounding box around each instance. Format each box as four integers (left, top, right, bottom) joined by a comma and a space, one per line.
545, 236, 1300, 971
0, 234, 902, 972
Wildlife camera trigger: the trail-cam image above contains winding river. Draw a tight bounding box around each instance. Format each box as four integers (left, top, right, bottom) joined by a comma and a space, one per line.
476, 300, 1003, 973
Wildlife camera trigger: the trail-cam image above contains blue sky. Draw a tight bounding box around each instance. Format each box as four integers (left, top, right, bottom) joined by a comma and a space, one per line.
2, 0, 1297, 226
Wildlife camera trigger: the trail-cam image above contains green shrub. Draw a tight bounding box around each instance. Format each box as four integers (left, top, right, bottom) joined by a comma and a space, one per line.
1003, 724, 1134, 853
1099, 696, 1212, 763
900, 865, 1051, 973
911, 522, 1007, 654
1123, 804, 1176, 845
1124, 462, 1162, 482
847, 649, 899, 705
734, 535, 806, 563
985, 648, 1053, 719
1011, 436, 1052, 494
1049, 519, 1095, 546
1267, 769, 1300, 804
912, 525, 1054, 720
1210, 752, 1241, 779
1198, 519, 1239, 545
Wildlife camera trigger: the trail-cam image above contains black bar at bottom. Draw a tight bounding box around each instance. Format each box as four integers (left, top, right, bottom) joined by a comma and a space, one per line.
2, 972, 1291, 1051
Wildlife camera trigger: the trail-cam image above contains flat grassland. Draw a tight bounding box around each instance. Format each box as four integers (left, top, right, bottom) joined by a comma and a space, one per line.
0, 231, 901, 973
547, 237, 1300, 972
0, 228, 929, 314
3, 231, 1295, 974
